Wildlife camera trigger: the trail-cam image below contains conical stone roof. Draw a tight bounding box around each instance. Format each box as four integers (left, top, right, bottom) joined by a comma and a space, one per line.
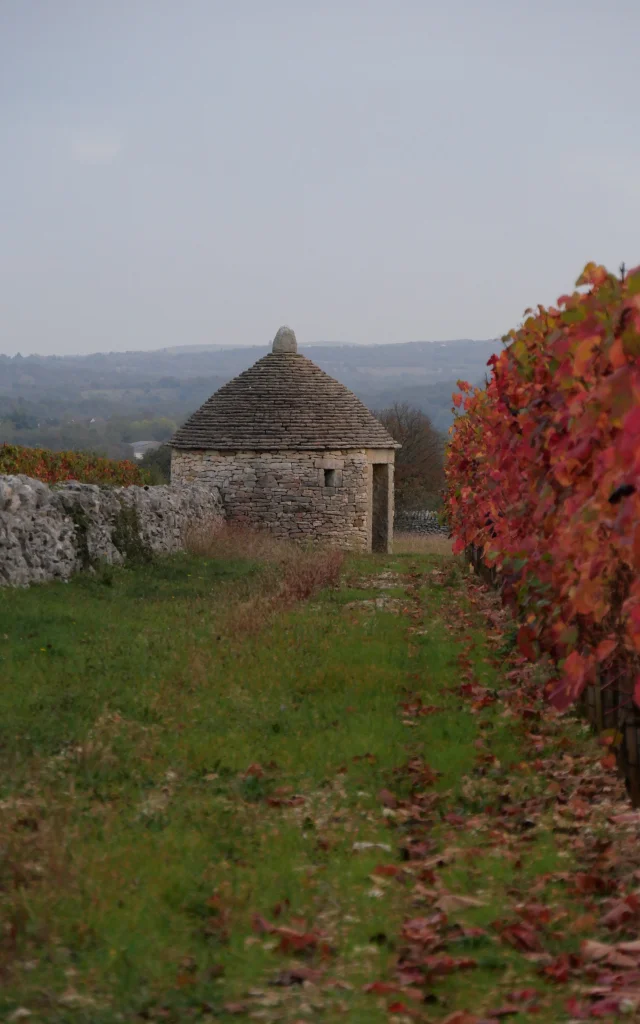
169, 326, 400, 452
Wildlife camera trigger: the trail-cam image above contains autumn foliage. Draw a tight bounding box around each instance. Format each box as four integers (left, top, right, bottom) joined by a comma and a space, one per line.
0, 443, 149, 487
445, 262, 640, 711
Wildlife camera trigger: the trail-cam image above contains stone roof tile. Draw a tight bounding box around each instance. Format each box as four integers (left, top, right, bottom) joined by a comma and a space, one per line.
169, 338, 399, 452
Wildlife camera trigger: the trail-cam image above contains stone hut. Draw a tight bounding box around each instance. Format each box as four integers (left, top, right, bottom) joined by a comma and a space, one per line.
169, 327, 400, 551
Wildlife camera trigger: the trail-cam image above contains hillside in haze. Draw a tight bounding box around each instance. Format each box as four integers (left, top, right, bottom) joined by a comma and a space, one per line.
0, 339, 501, 457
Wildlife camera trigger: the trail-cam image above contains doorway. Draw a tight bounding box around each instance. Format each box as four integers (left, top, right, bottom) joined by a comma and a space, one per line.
372, 463, 390, 552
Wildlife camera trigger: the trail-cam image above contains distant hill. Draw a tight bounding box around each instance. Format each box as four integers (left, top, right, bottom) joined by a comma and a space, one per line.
0, 338, 502, 454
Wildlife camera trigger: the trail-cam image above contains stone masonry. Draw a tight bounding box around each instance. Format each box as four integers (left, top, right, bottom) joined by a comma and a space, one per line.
0, 475, 223, 587
394, 510, 448, 536
171, 448, 379, 549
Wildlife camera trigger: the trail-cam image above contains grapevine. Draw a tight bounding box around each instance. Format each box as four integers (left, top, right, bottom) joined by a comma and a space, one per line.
445, 263, 640, 710
0, 443, 150, 488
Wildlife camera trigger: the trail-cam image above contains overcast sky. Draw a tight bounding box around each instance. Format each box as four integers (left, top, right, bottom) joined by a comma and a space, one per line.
1, 1, 638, 357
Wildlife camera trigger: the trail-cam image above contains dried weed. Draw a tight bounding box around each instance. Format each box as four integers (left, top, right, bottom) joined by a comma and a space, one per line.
393, 532, 453, 556
186, 524, 345, 634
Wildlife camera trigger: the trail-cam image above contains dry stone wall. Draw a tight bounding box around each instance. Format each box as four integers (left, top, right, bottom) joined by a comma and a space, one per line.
0, 475, 223, 587
395, 510, 448, 536
171, 448, 371, 549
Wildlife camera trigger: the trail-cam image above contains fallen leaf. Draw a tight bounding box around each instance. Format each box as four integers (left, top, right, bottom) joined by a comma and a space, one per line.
581, 939, 612, 962
617, 939, 640, 955
438, 1012, 480, 1024
505, 988, 540, 1004
270, 967, 323, 986
373, 864, 400, 877
435, 893, 487, 913
362, 981, 399, 994
378, 788, 399, 809
496, 921, 542, 953
601, 894, 640, 930
422, 954, 477, 975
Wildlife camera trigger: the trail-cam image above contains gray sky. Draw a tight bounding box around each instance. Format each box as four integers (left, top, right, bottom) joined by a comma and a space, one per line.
1, 1, 638, 357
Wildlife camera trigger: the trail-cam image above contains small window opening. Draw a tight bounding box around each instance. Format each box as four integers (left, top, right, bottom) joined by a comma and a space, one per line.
324, 468, 337, 487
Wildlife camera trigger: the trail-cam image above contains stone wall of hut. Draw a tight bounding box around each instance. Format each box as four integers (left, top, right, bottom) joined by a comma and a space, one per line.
171, 448, 394, 550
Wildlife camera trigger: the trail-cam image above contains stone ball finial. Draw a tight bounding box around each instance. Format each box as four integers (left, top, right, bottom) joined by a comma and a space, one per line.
272, 325, 297, 354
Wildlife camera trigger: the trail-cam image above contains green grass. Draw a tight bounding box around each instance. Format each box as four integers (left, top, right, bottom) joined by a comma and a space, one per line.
0, 547, 593, 1023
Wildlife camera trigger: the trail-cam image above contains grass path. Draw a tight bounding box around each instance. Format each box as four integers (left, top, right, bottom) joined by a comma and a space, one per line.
0, 544, 638, 1023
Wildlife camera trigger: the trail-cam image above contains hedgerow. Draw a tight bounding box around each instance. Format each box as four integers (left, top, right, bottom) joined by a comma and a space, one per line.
445, 262, 640, 710
0, 443, 150, 487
